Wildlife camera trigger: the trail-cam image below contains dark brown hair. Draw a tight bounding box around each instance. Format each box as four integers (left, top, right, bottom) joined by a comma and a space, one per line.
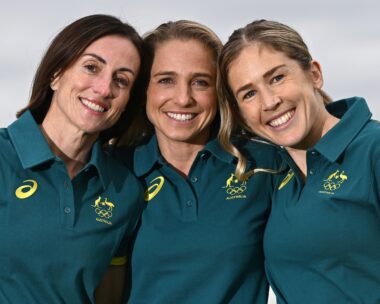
17, 14, 145, 141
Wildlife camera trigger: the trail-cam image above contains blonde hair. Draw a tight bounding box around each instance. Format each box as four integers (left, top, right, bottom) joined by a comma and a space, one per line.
116, 20, 222, 147
218, 19, 332, 179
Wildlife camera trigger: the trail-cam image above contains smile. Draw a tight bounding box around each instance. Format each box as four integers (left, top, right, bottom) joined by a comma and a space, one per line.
268, 109, 295, 127
80, 98, 106, 113
166, 112, 196, 121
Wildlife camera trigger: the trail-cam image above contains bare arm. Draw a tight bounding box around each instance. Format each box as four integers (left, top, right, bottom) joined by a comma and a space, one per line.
94, 264, 126, 304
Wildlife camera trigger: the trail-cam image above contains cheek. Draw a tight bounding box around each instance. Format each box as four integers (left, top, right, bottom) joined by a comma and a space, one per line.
145, 98, 157, 124
239, 104, 261, 128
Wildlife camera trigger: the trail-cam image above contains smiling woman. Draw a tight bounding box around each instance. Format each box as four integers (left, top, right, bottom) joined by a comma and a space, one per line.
114, 20, 281, 304
0, 14, 145, 303
48, 35, 140, 139
219, 19, 380, 303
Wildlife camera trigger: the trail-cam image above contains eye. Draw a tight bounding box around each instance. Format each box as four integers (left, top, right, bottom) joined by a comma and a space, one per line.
272, 74, 284, 83
158, 77, 173, 85
242, 89, 256, 101
84, 64, 99, 74
192, 79, 209, 87
113, 75, 129, 88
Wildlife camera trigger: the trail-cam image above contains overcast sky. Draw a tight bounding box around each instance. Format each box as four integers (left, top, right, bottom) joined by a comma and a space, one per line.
1, 1, 378, 303
1, 0, 379, 128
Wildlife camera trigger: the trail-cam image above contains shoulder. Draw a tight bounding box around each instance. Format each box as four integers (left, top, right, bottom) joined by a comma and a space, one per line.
234, 136, 281, 168
0, 127, 16, 161
352, 119, 380, 152
103, 148, 142, 190
105, 144, 135, 170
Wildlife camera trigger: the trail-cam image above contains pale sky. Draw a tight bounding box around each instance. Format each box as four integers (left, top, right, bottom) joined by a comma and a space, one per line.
1, 1, 379, 303
1, 0, 379, 127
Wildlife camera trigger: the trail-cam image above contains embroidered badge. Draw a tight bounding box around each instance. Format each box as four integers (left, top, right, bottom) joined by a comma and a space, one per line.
92, 196, 115, 225
223, 173, 247, 200
278, 170, 294, 190
319, 169, 348, 195
144, 176, 165, 202
15, 179, 38, 199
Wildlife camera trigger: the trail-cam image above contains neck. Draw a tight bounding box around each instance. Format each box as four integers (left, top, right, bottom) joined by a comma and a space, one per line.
157, 138, 206, 177
42, 110, 98, 179
287, 110, 340, 180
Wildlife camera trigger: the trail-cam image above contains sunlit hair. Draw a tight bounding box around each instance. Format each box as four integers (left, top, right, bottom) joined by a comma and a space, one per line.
116, 19, 223, 147
218, 19, 332, 179
17, 14, 144, 142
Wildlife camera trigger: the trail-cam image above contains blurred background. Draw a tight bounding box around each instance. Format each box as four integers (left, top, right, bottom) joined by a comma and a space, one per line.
1, 1, 379, 302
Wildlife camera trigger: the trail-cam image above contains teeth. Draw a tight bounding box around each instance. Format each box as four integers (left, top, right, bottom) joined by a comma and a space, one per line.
269, 110, 295, 127
80, 98, 105, 112
167, 112, 195, 121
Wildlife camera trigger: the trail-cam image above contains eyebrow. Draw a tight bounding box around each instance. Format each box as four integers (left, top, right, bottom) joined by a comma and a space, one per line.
82, 53, 136, 75
234, 64, 286, 97
152, 71, 213, 79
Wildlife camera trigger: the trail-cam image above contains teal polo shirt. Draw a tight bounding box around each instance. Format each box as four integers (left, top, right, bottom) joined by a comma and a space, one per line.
0, 111, 144, 303
124, 135, 280, 304
264, 97, 380, 303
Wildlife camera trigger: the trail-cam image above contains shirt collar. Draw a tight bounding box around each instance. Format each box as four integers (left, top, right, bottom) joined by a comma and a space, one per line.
8, 111, 55, 168
133, 135, 163, 177
133, 135, 235, 177
314, 97, 371, 162
86, 140, 110, 190
8, 111, 109, 189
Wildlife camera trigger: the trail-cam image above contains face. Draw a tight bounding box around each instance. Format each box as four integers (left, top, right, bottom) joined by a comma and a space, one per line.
49, 35, 140, 135
228, 43, 329, 149
146, 39, 218, 146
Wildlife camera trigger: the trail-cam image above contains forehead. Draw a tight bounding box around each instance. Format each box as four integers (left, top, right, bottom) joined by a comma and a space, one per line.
152, 39, 216, 69
231, 43, 290, 70
228, 43, 294, 83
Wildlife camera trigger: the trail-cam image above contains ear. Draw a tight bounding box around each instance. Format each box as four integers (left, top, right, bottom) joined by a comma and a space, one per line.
309, 60, 323, 89
50, 72, 61, 91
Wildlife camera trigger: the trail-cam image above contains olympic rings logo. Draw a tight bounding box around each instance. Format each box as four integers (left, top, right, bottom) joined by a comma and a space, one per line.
226, 185, 247, 195
95, 208, 112, 219
323, 181, 341, 191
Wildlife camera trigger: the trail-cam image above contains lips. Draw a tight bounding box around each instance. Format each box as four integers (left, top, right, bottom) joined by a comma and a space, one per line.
80, 98, 108, 113
268, 109, 295, 127
166, 112, 196, 121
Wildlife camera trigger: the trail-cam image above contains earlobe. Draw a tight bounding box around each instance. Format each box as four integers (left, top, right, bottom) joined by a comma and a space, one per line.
50, 72, 61, 91
310, 60, 323, 89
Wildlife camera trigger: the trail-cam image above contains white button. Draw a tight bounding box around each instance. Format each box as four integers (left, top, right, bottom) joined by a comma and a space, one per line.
186, 200, 192, 207
309, 170, 314, 175
64, 207, 71, 214
191, 176, 198, 183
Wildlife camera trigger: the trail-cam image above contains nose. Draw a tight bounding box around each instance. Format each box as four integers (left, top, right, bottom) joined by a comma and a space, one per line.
92, 74, 113, 98
174, 82, 194, 106
261, 88, 281, 111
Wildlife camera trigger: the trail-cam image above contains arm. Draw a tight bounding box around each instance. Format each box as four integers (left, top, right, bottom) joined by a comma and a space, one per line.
94, 264, 126, 304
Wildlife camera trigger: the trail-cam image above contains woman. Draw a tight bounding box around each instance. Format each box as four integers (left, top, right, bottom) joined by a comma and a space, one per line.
0, 14, 144, 303
116, 20, 279, 303
219, 19, 380, 303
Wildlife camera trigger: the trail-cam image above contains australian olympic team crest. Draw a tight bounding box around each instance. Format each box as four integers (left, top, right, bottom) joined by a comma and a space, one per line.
319, 169, 348, 195
92, 196, 115, 225
223, 173, 247, 200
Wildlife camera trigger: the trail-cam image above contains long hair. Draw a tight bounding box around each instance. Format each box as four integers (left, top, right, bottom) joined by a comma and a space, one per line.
218, 20, 332, 179
17, 14, 145, 142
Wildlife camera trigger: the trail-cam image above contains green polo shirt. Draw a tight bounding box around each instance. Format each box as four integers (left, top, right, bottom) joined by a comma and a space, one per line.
264, 97, 380, 303
0, 111, 144, 303
123, 135, 280, 303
